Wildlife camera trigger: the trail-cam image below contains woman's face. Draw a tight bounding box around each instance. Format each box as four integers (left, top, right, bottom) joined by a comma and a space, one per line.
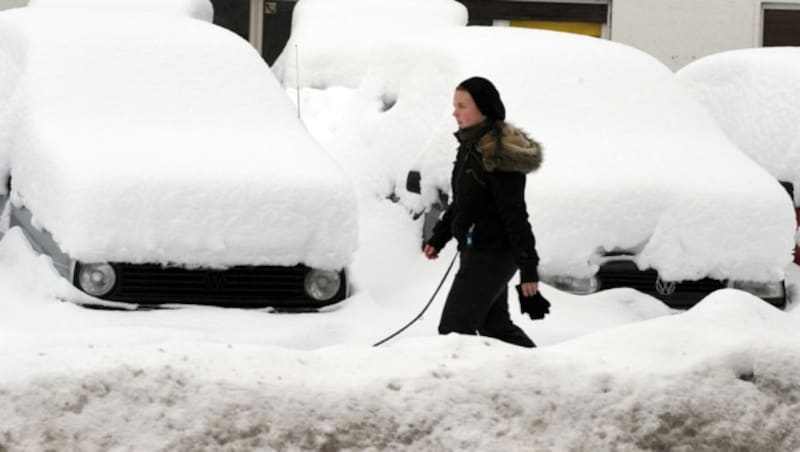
453, 89, 486, 129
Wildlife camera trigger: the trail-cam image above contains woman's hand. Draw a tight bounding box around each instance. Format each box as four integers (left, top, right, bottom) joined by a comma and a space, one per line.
520, 281, 538, 297
423, 244, 439, 260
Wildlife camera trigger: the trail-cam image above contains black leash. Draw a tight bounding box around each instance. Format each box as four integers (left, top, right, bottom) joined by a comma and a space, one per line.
372, 251, 459, 347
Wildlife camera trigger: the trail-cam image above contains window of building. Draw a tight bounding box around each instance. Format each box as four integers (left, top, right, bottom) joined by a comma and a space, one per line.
261, 0, 297, 65
763, 3, 800, 46
210, 0, 296, 66
457, 1, 609, 38
211, 0, 250, 41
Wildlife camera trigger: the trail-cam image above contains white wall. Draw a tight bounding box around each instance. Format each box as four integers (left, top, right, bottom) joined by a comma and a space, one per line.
0, 0, 27, 10
611, 0, 800, 71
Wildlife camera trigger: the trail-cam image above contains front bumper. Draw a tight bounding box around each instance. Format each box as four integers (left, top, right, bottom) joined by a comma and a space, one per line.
11, 202, 349, 310
73, 262, 349, 309
596, 260, 785, 309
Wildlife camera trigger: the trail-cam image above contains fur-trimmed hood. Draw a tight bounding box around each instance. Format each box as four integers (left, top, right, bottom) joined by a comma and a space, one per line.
477, 122, 543, 174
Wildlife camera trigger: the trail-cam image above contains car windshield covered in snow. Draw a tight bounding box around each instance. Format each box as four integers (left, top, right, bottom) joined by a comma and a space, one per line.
0, 7, 358, 308
276, 20, 795, 307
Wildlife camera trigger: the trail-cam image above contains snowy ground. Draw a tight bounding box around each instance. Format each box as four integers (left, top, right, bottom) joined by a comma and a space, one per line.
3, 296, 800, 451
2, 191, 800, 450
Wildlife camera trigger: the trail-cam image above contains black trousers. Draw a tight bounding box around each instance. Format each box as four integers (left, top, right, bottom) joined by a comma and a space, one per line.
439, 249, 535, 348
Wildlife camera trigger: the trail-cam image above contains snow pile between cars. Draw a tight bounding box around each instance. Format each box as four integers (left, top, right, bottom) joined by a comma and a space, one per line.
27, 0, 214, 22
0, 9, 358, 270
676, 47, 800, 195
1, 291, 798, 451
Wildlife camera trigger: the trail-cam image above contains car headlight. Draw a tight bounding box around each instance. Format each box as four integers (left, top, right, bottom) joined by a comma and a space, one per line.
728, 280, 784, 299
77, 263, 117, 297
544, 275, 599, 295
304, 269, 342, 301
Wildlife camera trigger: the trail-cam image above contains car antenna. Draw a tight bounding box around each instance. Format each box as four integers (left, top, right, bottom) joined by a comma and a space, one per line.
295, 44, 302, 120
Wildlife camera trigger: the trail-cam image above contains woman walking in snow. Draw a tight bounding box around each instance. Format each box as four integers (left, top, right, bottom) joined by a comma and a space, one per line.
423, 76, 544, 348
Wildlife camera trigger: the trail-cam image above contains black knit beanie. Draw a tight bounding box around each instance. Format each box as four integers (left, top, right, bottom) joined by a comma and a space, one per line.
457, 76, 506, 121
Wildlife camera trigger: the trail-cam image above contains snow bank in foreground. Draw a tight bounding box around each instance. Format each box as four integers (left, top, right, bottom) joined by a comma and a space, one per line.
0, 9, 357, 269
272, 0, 467, 88
1, 292, 798, 451
28, 0, 214, 21
298, 26, 794, 281
676, 47, 800, 198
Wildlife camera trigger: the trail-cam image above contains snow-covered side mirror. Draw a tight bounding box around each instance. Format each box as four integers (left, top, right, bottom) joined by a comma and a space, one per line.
405, 169, 451, 244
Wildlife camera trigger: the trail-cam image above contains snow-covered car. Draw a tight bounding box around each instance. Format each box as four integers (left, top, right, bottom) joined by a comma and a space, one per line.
341, 27, 794, 308
0, 7, 358, 309
676, 48, 800, 265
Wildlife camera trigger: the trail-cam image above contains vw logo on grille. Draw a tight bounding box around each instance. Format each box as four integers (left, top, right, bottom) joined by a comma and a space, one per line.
655, 277, 677, 296
203, 272, 228, 289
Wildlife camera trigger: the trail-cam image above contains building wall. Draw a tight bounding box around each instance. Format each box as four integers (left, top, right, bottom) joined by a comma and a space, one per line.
0, 0, 27, 11
2, 0, 798, 71
611, 0, 800, 70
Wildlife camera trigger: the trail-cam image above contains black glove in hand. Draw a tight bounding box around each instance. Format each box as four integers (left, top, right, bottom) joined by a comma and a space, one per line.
516, 285, 551, 320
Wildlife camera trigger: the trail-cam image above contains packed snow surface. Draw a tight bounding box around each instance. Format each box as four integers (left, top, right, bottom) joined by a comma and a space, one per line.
289, 25, 795, 282
0, 9, 357, 269
676, 47, 800, 199
272, 0, 467, 88
27, 0, 214, 21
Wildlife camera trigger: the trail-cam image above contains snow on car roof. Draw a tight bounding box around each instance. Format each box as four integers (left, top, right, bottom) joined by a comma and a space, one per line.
0, 8, 357, 270
296, 24, 795, 282
272, 0, 467, 89
27, 0, 214, 22
676, 47, 800, 192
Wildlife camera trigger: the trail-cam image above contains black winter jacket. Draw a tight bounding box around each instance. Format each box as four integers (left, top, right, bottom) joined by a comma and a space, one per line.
427, 120, 542, 282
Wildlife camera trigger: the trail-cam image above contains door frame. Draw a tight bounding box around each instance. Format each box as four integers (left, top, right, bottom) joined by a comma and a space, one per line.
249, 0, 264, 54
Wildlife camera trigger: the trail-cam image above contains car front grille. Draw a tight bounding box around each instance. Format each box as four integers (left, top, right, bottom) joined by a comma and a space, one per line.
597, 260, 726, 308
76, 263, 345, 309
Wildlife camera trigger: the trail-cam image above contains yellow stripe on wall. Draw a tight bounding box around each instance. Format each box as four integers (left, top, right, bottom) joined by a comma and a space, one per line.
510, 20, 603, 38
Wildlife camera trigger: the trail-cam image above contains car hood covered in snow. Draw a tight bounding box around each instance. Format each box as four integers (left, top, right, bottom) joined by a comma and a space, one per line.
0, 9, 358, 270
351, 27, 794, 282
